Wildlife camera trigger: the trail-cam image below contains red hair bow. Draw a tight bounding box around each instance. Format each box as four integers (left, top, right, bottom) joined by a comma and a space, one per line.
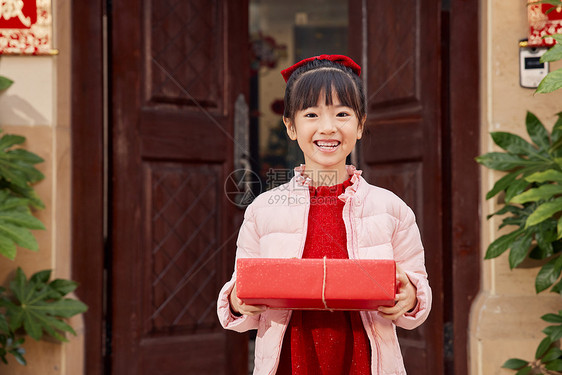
280, 54, 361, 83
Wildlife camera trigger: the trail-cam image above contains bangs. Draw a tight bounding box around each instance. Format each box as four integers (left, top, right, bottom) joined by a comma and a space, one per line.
290, 69, 363, 117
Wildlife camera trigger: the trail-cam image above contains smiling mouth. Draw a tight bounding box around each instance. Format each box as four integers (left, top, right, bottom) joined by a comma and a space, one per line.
314, 140, 341, 151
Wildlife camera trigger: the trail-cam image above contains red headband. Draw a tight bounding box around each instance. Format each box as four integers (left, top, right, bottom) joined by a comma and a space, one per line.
280, 54, 361, 83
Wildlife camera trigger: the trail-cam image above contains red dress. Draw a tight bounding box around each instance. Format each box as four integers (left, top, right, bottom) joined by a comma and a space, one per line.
276, 178, 371, 374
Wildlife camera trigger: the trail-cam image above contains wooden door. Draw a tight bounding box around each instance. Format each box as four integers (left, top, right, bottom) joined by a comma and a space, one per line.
350, 0, 444, 373
110, 0, 249, 373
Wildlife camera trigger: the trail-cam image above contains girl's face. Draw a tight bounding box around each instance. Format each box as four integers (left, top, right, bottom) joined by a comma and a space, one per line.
283, 90, 364, 175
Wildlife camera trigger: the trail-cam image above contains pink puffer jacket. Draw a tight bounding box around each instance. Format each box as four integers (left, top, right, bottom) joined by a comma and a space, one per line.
217, 165, 431, 375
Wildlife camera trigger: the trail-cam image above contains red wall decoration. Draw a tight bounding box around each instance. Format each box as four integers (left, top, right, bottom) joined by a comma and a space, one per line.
0, 0, 52, 54
528, 0, 562, 47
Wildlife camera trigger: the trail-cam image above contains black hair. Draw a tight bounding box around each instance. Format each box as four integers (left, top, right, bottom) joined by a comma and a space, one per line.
283, 59, 366, 123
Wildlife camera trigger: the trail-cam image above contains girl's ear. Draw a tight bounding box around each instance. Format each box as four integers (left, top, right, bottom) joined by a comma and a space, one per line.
283, 117, 297, 140
357, 115, 366, 140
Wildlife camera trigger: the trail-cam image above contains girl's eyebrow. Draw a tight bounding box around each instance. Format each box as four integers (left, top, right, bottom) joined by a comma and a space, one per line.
303, 103, 351, 110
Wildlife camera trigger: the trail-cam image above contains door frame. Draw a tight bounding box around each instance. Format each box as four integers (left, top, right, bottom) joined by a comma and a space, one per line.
445, 2, 481, 374
71, 1, 480, 374
71, 0, 105, 374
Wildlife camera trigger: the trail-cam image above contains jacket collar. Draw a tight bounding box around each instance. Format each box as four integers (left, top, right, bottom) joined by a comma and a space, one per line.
289, 164, 363, 200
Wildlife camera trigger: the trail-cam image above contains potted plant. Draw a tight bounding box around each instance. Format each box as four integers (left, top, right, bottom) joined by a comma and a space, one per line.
476, 31, 562, 374
0, 76, 87, 366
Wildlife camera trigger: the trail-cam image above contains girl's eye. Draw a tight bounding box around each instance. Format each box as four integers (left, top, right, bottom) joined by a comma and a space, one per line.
337, 112, 351, 117
304, 113, 318, 118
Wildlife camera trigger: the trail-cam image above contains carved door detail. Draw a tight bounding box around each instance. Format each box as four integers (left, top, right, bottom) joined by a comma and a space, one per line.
110, 0, 249, 373
351, 1, 444, 374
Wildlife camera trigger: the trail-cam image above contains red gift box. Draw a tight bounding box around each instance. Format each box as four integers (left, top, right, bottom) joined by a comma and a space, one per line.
236, 258, 396, 310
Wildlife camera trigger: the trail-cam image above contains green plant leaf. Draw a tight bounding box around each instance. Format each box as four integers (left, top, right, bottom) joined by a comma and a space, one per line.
541, 43, 562, 63
537, 68, 562, 94
542, 346, 562, 363
0, 134, 45, 259
526, 169, 562, 184
555, 157, 562, 169
502, 358, 528, 369
542, 312, 562, 323
536, 256, 562, 293
0, 135, 24, 151
0, 134, 45, 202
10, 347, 26, 366
515, 367, 532, 375
509, 232, 533, 269
37, 299, 88, 318
0, 330, 26, 366
536, 221, 557, 254
0, 182, 45, 209
543, 324, 562, 342
0, 164, 29, 188
0, 76, 13, 91
499, 216, 526, 229
3, 267, 88, 342
5, 149, 43, 164
526, 197, 562, 227
486, 172, 519, 200
551, 112, 562, 146
0, 222, 38, 251
22, 310, 43, 340
0, 158, 44, 186
536, 336, 553, 358
487, 204, 525, 220
551, 278, 562, 295
475, 153, 543, 171
505, 178, 535, 203
0, 191, 29, 210
490, 132, 540, 156
0, 313, 9, 333
0, 234, 17, 260
0, 211, 44, 230
526, 112, 551, 151
49, 279, 78, 296
30, 270, 51, 285
511, 184, 562, 204
0, 187, 45, 259
485, 228, 524, 259
545, 359, 562, 371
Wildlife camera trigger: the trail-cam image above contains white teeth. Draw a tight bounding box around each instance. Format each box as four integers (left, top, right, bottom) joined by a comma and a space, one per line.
315, 141, 339, 147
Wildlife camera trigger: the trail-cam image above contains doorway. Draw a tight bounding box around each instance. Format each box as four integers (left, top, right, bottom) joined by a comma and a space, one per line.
248, 0, 349, 189
71, 1, 480, 374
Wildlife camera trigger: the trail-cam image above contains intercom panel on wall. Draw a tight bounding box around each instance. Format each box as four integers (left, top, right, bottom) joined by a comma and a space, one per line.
519, 45, 549, 89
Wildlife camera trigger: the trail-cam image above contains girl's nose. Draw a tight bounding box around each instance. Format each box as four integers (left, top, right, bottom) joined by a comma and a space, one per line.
319, 117, 337, 134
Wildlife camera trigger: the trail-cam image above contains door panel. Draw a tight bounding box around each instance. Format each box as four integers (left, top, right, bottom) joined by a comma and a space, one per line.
352, 1, 444, 374
111, 0, 248, 373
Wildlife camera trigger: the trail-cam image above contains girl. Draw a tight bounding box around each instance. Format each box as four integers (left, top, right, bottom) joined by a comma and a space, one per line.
217, 55, 431, 375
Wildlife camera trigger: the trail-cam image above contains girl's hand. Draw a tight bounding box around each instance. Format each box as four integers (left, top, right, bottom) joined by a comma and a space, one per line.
377, 265, 417, 320
229, 284, 267, 316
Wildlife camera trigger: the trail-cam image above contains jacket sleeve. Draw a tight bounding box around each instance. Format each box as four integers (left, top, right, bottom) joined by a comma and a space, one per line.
391, 204, 432, 330
217, 203, 261, 332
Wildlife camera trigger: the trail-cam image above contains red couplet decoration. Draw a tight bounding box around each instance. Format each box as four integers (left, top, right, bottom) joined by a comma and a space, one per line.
0, 0, 52, 55
236, 258, 396, 310
528, 1, 562, 47
0, 0, 38, 30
